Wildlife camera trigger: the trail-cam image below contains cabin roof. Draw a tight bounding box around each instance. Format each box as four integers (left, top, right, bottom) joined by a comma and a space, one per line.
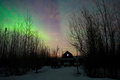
62, 51, 73, 58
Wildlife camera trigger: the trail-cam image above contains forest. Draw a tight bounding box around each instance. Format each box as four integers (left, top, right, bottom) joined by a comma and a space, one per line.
0, 14, 51, 75
68, 0, 120, 78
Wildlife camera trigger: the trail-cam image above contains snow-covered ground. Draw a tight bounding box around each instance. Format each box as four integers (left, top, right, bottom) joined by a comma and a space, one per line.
0, 66, 117, 80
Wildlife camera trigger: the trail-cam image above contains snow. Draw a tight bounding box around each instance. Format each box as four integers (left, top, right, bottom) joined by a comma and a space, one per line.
0, 66, 116, 80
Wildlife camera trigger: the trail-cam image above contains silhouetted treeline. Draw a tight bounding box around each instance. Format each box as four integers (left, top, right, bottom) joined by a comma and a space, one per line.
68, 0, 120, 79
0, 15, 50, 75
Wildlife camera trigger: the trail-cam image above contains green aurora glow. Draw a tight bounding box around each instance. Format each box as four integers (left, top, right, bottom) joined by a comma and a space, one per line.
0, 4, 50, 42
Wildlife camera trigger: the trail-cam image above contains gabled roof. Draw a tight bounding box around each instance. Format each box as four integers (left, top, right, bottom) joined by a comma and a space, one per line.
62, 51, 73, 58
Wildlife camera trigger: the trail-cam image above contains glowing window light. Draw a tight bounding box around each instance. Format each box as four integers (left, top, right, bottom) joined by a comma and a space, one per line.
67, 54, 69, 56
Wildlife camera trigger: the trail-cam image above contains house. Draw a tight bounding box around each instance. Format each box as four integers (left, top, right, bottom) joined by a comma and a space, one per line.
61, 51, 84, 66
61, 51, 74, 66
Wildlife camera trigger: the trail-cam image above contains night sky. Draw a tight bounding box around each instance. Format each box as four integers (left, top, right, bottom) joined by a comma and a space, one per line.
0, 0, 118, 56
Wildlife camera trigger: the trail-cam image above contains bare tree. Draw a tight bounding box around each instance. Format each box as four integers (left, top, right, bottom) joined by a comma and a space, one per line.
0, 12, 50, 75
68, 0, 120, 78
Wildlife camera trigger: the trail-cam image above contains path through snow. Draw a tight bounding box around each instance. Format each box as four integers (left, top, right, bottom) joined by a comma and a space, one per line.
0, 66, 117, 80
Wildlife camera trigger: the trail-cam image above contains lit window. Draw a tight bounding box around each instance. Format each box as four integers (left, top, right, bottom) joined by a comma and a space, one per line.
67, 54, 69, 56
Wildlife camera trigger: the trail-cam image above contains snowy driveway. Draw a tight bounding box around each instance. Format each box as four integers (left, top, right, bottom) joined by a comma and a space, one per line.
0, 66, 117, 80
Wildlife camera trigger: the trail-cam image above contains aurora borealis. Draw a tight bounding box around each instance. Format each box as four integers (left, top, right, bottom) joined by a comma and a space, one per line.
0, 0, 93, 55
